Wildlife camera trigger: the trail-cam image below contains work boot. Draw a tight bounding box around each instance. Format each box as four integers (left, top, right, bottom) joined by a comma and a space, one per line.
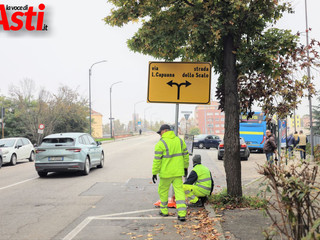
178, 216, 186, 222
187, 199, 204, 207
159, 212, 169, 217
199, 197, 208, 206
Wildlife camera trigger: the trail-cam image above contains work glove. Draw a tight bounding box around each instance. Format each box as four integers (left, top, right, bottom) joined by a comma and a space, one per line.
184, 168, 188, 177
152, 175, 157, 184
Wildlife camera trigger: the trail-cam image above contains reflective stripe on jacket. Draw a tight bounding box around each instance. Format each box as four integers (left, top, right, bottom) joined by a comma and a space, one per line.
193, 164, 212, 195
152, 131, 189, 178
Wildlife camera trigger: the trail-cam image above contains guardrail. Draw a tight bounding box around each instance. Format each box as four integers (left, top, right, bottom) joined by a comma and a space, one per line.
307, 135, 320, 145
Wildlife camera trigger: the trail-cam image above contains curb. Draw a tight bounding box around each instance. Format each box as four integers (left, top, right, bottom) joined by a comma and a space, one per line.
204, 177, 265, 240
204, 204, 226, 240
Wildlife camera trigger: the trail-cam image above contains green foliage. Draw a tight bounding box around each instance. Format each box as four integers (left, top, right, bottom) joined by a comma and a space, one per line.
306, 143, 320, 164
1, 80, 89, 143
95, 138, 113, 142
258, 161, 320, 239
189, 127, 200, 136
208, 188, 267, 210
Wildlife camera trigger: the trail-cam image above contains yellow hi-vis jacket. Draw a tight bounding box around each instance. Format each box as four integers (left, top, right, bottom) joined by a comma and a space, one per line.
193, 164, 212, 195
152, 131, 189, 178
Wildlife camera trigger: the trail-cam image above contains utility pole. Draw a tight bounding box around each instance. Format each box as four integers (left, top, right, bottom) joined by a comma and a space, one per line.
1, 107, 4, 138
109, 81, 122, 138
89, 60, 107, 135
304, 0, 314, 159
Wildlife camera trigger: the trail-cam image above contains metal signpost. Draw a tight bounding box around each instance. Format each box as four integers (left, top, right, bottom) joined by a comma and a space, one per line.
148, 62, 211, 135
184, 134, 194, 156
37, 123, 45, 145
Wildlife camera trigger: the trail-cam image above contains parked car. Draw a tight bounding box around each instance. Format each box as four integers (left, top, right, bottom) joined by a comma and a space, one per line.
193, 134, 221, 149
0, 137, 35, 166
0, 149, 3, 168
35, 132, 104, 177
217, 137, 250, 160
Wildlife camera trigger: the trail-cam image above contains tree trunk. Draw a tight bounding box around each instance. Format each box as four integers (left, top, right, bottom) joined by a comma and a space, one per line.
223, 33, 242, 197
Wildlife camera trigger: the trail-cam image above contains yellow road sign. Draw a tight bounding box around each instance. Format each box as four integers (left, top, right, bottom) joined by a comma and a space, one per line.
148, 62, 211, 104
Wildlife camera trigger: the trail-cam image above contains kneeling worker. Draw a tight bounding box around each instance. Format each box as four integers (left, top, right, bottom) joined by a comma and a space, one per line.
183, 154, 214, 207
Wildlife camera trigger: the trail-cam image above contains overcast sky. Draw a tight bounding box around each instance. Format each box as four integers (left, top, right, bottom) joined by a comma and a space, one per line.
0, 0, 319, 125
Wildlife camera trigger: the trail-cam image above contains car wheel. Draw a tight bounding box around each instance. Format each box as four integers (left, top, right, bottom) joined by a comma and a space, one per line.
29, 151, 35, 162
0, 157, 2, 168
10, 154, 17, 166
199, 143, 204, 149
38, 171, 48, 177
241, 157, 248, 161
218, 156, 223, 160
97, 152, 104, 168
206, 147, 210, 149
82, 156, 90, 175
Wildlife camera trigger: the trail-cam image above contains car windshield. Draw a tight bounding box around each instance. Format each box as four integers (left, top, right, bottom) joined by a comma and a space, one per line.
0, 139, 15, 147
195, 134, 208, 140
41, 138, 75, 146
220, 138, 245, 145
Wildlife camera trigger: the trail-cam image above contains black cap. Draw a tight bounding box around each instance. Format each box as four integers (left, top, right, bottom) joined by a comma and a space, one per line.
157, 124, 171, 134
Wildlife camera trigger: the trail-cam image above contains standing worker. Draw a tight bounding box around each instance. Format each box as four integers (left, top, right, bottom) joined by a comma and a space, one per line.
183, 154, 214, 207
287, 133, 295, 157
298, 130, 308, 160
263, 129, 278, 164
293, 131, 300, 147
152, 124, 189, 222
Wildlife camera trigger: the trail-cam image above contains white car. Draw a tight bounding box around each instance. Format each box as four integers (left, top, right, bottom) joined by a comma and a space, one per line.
0, 138, 35, 165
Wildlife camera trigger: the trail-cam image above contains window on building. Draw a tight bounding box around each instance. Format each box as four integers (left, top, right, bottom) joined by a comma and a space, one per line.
216, 130, 220, 133
215, 124, 220, 127
215, 112, 219, 115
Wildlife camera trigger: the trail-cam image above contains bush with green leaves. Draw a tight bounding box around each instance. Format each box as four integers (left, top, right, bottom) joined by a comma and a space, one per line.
258, 160, 320, 240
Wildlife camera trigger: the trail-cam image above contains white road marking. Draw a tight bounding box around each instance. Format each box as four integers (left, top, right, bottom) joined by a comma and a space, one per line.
94, 208, 159, 219
96, 216, 176, 220
0, 177, 38, 191
63, 208, 176, 240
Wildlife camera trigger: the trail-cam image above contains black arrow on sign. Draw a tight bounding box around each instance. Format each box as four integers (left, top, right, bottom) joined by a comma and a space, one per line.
167, 80, 191, 100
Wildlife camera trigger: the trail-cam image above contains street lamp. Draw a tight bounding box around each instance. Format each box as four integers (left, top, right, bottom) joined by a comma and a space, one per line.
144, 106, 152, 130
89, 60, 107, 135
109, 81, 122, 138
150, 113, 158, 131
134, 100, 144, 132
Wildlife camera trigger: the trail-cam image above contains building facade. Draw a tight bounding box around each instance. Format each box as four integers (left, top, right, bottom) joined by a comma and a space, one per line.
195, 101, 225, 136
92, 110, 103, 138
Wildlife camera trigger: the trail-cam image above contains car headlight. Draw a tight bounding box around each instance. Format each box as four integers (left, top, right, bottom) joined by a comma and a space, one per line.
194, 140, 199, 143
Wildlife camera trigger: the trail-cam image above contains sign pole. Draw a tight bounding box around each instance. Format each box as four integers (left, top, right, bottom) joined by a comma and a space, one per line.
1, 107, 4, 138
175, 104, 179, 136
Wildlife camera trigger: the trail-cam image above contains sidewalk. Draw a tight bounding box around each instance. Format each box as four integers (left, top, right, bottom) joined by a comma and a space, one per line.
204, 177, 275, 240
205, 159, 320, 240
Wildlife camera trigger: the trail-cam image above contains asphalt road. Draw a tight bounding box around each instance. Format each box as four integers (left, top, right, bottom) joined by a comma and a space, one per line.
0, 133, 267, 240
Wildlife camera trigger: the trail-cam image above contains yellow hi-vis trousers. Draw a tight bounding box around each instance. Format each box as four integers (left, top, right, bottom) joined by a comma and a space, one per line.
158, 177, 187, 217
183, 184, 208, 204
